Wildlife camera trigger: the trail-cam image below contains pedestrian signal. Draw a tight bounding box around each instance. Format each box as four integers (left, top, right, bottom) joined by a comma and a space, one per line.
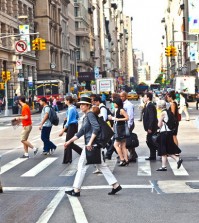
32, 38, 40, 51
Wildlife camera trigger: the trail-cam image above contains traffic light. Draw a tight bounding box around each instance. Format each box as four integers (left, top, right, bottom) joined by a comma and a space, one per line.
171, 46, 177, 56
6, 71, 11, 80
32, 38, 40, 51
1, 71, 6, 81
165, 46, 172, 57
39, 38, 46, 50
0, 82, 5, 90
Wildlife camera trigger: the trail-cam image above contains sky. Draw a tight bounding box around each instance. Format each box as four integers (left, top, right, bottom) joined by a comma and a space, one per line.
123, 0, 167, 79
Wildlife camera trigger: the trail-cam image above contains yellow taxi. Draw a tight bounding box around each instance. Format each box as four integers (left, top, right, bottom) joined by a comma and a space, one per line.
78, 91, 92, 100
127, 91, 139, 100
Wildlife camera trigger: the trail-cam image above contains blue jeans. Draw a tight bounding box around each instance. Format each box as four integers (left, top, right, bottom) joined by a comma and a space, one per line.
41, 126, 56, 152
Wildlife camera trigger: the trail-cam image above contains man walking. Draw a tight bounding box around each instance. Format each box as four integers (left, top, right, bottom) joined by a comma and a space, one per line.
39, 97, 57, 155
143, 92, 158, 160
15, 95, 38, 158
120, 92, 137, 162
93, 96, 108, 121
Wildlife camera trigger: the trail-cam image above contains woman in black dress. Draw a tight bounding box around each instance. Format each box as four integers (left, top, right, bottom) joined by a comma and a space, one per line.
156, 100, 183, 171
109, 98, 129, 166
167, 91, 179, 146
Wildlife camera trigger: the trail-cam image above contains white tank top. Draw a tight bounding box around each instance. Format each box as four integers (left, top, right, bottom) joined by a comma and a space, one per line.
160, 110, 171, 132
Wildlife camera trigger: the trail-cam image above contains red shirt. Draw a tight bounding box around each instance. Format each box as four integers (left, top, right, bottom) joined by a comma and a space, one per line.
21, 104, 32, 126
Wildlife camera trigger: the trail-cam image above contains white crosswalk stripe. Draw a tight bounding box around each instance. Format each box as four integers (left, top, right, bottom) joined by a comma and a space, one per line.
0, 155, 191, 178
21, 157, 58, 177
0, 157, 28, 174
137, 157, 151, 176
168, 157, 189, 176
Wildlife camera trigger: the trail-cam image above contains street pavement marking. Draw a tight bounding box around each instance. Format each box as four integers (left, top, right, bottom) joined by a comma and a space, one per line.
0, 158, 28, 174
3, 184, 153, 192
168, 157, 189, 176
36, 190, 65, 223
59, 157, 79, 176
21, 157, 58, 177
137, 157, 151, 176
0, 127, 9, 130
67, 195, 88, 223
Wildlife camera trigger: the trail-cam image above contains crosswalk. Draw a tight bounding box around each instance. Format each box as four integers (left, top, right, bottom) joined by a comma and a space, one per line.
0, 155, 192, 178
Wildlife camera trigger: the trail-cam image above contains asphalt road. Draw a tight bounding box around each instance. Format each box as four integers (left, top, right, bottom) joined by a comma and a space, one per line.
0, 101, 199, 223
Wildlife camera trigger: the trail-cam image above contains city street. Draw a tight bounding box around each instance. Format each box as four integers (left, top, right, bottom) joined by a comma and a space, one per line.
1, 101, 199, 223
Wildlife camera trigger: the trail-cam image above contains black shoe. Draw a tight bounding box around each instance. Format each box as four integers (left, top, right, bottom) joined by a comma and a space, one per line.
21, 155, 29, 158
156, 167, 167, 171
108, 185, 122, 195
118, 160, 127, 166
65, 189, 80, 197
177, 159, 183, 169
145, 157, 156, 161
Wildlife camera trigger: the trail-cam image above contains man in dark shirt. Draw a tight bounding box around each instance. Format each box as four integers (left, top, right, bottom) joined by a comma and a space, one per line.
143, 92, 158, 160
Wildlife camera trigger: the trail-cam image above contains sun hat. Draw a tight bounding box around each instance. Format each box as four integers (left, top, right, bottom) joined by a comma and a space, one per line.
78, 97, 92, 104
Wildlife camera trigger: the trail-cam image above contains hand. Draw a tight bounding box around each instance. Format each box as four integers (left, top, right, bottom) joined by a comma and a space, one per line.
39, 125, 42, 130
59, 130, 65, 137
64, 141, 70, 149
86, 144, 92, 151
148, 129, 152, 134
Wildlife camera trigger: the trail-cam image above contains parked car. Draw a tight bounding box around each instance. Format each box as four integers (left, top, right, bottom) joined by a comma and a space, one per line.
127, 91, 139, 100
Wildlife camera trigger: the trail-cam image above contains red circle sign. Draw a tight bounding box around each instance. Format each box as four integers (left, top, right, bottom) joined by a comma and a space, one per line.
15, 40, 27, 53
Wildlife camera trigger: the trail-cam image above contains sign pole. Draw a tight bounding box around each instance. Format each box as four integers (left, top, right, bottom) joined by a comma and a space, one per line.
4, 80, 9, 116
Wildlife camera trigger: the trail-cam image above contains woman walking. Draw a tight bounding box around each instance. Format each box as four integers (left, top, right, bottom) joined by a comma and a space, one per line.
109, 98, 129, 166
167, 92, 179, 146
64, 97, 122, 196
179, 93, 190, 121
156, 100, 183, 171
59, 96, 82, 164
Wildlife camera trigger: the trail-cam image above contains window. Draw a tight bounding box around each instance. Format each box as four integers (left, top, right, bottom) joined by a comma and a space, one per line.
74, 7, 78, 17
76, 51, 80, 60
76, 36, 80, 46
75, 22, 79, 30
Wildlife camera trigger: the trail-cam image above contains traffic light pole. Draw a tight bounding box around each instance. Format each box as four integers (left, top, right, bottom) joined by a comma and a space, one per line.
4, 80, 9, 116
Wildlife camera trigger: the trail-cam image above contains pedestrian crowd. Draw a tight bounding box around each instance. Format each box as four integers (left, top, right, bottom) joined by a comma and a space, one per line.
12, 89, 190, 197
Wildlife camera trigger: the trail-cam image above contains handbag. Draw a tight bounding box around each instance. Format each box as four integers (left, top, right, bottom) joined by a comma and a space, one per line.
86, 145, 102, 165
126, 132, 139, 148
151, 131, 160, 147
114, 122, 130, 140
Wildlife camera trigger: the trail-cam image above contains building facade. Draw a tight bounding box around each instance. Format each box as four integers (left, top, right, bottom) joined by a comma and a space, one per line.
0, 0, 36, 100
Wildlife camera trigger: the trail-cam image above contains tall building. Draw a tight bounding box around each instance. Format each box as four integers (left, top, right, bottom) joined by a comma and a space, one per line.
0, 0, 36, 99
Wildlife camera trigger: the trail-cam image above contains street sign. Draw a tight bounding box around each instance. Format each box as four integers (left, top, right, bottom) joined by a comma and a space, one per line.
15, 40, 27, 53
16, 59, 23, 69
18, 73, 24, 82
94, 66, 99, 79
19, 25, 31, 51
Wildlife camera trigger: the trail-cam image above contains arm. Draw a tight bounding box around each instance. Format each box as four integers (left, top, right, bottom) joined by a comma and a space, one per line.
115, 109, 129, 122
147, 105, 157, 133
158, 111, 165, 128
125, 104, 134, 127
39, 108, 49, 130
170, 103, 176, 115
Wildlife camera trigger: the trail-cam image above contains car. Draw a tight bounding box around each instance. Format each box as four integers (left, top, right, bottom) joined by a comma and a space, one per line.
78, 91, 92, 100
127, 91, 139, 100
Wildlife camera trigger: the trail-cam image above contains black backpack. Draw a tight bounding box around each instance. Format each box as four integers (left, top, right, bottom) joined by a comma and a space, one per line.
46, 106, 59, 126
100, 105, 114, 126
163, 109, 177, 131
